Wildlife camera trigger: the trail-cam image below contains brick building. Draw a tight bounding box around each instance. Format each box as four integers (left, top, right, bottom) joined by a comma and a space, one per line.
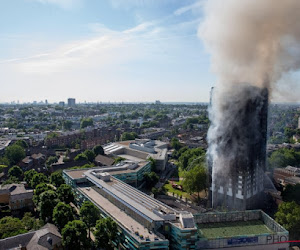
0, 184, 34, 211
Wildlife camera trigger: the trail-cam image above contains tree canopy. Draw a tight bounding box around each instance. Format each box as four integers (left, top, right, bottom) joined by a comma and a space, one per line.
53, 202, 75, 230
14, 140, 28, 149
83, 149, 95, 162
94, 217, 118, 250
31, 173, 48, 189
93, 145, 104, 156
275, 201, 300, 239
178, 147, 205, 170
50, 171, 65, 187
46, 156, 58, 167
39, 190, 60, 222
282, 184, 300, 205
121, 132, 137, 141
8, 166, 23, 180
0, 217, 27, 239
80, 118, 93, 129
182, 165, 207, 200
170, 138, 182, 151
74, 153, 88, 162
80, 201, 100, 237
62, 220, 90, 250
57, 184, 74, 204
268, 148, 300, 168
144, 172, 159, 189
63, 120, 73, 130
5, 144, 25, 165
24, 169, 38, 187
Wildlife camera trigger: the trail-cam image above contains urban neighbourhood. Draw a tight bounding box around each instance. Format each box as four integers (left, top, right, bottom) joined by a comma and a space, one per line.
0, 100, 299, 249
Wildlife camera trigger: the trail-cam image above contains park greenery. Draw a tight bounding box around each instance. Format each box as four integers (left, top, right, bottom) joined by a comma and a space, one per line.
268, 148, 300, 168
80, 117, 94, 129
182, 165, 207, 200
275, 201, 300, 240
121, 131, 138, 141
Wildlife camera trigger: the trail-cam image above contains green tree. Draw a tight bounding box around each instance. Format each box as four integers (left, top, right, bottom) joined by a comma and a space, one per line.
53, 202, 75, 230
50, 171, 65, 187
33, 183, 54, 205
22, 212, 39, 231
268, 148, 300, 168
275, 201, 300, 239
46, 132, 59, 140
178, 147, 205, 170
182, 165, 207, 200
83, 149, 95, 162
8, 166, 23, 180
0, 216, 27, 239
171, 138, 182, 151
148, 157, 156, 172
114, 156, 125, 164
121, 132, 137, 141
0, 157, 10, 166
57, 184, 74, 204
62, 220, 90, 250
93, 145, 104, 156
31, 173, 48, 189
74, 153, 88, 162
80, 201, 100, 237
39, 190, 60, 222
94, 217, 118, 250
63, 120, 73, 130
46, 156, 58, 167
24, 169, 38, 187
80, 118, 93, 129
144, 172, 159, 189
14, 140, 28, 149
282, 184, 300, 205
5, 144, 25, 165
2, 176, 20, 185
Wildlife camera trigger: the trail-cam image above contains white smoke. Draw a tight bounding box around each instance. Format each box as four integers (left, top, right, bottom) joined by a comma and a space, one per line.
199, 0, 300, 208
199, 0, 300, 90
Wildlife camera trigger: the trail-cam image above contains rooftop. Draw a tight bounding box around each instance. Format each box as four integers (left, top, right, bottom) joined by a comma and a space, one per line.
85, 169, 173, 222
197, 220, 274, 239
64, 161, 148, 179
79, 186, 164, 242
0, 223, 61, 250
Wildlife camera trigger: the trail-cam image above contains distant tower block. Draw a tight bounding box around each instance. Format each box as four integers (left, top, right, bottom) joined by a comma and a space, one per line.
68, 98, 76, 107
211, 85, 268, 211
298, 117, 300, 129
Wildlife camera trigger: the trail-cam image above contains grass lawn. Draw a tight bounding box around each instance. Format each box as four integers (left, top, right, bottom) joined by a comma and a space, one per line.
163, 181, 191, 199
198, 220, 274, 239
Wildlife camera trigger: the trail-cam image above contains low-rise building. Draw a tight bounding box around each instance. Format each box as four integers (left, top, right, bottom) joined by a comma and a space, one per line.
104, 139, 168, 172
94, 154, 115, 166
0, 223, 62, 250
0, 183, 34, 211
273, 166, 300, 186
63, 168, 197, 249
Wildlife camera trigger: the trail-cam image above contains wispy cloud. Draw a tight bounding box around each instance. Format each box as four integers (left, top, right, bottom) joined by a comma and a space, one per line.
30, 0, 82, 9
5, 16, 199, 74
174, 1, 203, 16
9, 22, 155, 74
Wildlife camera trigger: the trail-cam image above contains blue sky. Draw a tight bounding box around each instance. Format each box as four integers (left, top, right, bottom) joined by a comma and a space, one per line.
0, 0, 215, 103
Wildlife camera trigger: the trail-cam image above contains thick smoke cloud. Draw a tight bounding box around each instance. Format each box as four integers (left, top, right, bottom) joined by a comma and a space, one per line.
199, 0, 300, 208
199, 0, 300, 89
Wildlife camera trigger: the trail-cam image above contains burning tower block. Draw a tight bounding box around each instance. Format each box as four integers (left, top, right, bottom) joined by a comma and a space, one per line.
209, 84, 268, 211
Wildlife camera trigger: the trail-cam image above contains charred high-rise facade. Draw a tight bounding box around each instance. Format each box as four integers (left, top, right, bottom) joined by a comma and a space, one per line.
209, 84, 268, 211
